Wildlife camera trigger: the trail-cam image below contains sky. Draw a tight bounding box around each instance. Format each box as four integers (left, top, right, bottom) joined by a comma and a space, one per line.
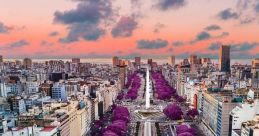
0, 0, 259, 59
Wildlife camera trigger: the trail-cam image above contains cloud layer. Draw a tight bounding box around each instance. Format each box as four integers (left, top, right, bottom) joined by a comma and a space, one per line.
204, 25, 221, 31
111, 16, 138, 38
137, 39, 168, 49
154, 0, 186, 11
217, 8, 239, 20
0, 22, 12, 34
54, 0, 115, 43
0, 39, 30, 50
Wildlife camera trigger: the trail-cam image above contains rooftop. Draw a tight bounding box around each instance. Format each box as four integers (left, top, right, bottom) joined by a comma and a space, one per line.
40, 126, 56, 132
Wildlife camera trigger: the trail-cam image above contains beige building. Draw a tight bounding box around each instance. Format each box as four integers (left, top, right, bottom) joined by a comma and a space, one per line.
252, 58, 259, 88
112, 56, 119, 67
189, 54, 198, 65
44, 100, 91, 136
0, 55, 3, 63
118, 65, 127, 90
168, 56, 175, 66
199, 90, 239, 136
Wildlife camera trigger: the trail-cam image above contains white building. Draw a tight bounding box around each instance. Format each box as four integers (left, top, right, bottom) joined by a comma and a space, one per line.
52, 83, 67, 101
230, 101, 259, 136
0, 83, 7, 97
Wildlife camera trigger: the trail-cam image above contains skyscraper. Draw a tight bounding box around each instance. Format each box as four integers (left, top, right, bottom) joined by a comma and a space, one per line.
189, 54, 198, 65
219, 45, 230, 73
112, 56, 119, 67
252, 58, 259, 88
23, 58, 32, 69
147, 59, 152, 66
168, 56, 175, 66
252, 58, 259, 75
118, 65, 127, 90
0, 55, 3, 63
135, 57, 141, 66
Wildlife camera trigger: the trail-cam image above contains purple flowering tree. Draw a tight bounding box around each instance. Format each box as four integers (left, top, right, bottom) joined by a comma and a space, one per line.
186, 109, 199, 118
176, 125, 197, 136
163, 103, 183, 120
152, 72, 176, 100
102, 106, 130, 136
124, 72, 141, 100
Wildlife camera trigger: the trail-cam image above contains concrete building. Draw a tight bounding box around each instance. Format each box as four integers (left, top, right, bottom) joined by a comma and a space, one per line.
118, 65, 127, 90
219, 45, 231, 73
0, 55, 3, 63
183, 80, 201, 109
39, 83, 53, 96
52, 83, 67, 101
168, 56, 175, 66
251, 58, 259, 88
76, 101, 90, 136
135, 57, 141, 67
202, 58, 211, 65
147, 59, 153, 66
200, 90, 239, 136
240, 116, 259, 136
0, 118, 7, 134
9, 96, 26, 114
112, 56, 119, 67
177, 60, 191, 95
23, 58, 32, 69
0, 83, 7, 97
230, 101, 259, 136
72, 58, 80, 63
189, 54, 198, 65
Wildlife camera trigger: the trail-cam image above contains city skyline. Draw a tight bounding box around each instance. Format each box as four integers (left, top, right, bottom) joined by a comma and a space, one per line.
0, 0, 259, 59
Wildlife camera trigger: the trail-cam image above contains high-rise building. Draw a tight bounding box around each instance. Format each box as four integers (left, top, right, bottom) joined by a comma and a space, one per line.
189, 54, 198, 65
147, 59, 152, 66
112, 56, 119, 67
168, 56, 175, 66
52, 83, 67, 101
135, 57, 141, 66
72, 58, 80, 63
0, 55, 3, 63
219, 45, 231, 73
252, 58, 259, 88
117, 65, 127, 90
252, 58, 259, 76
23, 58, 32, 69
199, 91, 239, 136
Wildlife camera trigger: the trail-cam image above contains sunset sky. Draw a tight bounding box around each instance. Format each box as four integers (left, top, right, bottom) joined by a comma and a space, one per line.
0, 0, 259, 59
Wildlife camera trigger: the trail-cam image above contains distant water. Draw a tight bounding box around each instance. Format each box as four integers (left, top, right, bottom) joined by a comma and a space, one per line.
5, 58, 252, 65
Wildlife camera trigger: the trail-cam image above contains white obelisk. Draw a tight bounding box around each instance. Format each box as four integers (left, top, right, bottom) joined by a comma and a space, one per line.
144, 121, 152, 136
145, 66, 150, 109
144, 66, 152, 136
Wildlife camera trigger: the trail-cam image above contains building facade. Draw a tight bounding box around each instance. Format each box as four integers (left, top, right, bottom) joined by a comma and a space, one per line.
219, 45, 231, 73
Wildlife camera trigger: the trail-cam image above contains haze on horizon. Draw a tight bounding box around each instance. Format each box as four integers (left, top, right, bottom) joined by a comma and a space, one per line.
0, 0, 259, 59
